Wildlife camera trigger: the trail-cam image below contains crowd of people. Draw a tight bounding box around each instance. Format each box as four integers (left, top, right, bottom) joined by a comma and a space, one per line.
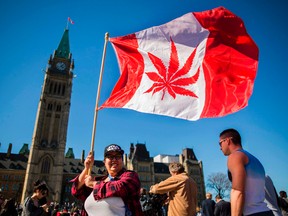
0, 197, 80, 216
196, 189, 288, 216
1, 129, 287, 216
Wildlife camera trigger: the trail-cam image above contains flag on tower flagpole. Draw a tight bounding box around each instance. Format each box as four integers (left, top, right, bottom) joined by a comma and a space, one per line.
68, 17, 74, 24
100, 6, 259, 121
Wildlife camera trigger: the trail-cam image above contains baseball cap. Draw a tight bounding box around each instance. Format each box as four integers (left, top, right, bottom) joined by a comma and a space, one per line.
104, 144, 124, 157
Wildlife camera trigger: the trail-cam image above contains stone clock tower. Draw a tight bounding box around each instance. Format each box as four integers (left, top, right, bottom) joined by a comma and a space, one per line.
21, 28, 74, 203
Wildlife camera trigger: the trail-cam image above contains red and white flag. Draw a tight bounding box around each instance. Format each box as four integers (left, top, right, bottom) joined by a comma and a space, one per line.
68, 17, 74, 24
100, 7, 259, 121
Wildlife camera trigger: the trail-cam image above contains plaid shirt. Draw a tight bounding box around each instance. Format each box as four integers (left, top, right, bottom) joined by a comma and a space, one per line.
71, 168, 144, 216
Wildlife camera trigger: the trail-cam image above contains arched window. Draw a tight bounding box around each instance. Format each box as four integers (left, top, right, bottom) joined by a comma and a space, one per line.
56, 104, 61, 112
57, 84, 61, 95
48, 103, 53, 111
62, 85, 66, 96
54, 82, 58, 94
49, 82, 54, 94
41, 157, 51, 174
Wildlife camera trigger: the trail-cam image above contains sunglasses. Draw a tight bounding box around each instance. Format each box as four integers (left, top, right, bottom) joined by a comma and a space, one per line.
219, 139, 227, 146
219, 137, 232, 146
106, 154, 122, 160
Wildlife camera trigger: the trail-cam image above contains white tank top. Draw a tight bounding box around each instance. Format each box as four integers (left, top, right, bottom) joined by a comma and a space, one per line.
240, 150, 271, 215
84, 191, 125, 216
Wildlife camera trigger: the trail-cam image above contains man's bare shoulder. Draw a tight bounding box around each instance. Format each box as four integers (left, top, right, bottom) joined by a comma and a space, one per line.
228, 150, 248, 167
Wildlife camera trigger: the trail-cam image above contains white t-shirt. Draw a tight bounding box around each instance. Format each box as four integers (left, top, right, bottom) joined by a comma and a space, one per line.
84, 191, 125, 216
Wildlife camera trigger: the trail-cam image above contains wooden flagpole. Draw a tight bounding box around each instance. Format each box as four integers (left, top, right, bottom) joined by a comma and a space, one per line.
88, 32, 109, 175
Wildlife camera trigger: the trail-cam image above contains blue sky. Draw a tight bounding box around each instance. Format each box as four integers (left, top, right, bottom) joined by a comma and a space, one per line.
0, 0, 287, 194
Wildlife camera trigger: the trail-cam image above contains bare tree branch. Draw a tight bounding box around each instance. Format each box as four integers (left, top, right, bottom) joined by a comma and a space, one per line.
206, 172, 231, 198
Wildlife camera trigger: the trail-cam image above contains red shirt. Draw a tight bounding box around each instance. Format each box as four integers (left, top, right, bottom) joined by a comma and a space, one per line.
71, 168, 144, 216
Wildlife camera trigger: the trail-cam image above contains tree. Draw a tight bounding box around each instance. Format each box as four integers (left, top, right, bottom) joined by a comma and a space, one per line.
206, 172, 231, 198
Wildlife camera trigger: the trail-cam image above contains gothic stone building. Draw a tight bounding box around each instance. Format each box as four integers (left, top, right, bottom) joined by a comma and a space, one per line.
0, 27, 206, 206
20, 27, 74, 203
0, 142, 206, 205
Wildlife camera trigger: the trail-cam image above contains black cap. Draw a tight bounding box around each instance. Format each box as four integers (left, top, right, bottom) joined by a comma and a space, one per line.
104, 144, 124, 157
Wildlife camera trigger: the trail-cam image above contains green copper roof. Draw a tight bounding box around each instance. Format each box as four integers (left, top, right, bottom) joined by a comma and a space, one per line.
19, 143, 30, 155
65, 147, 75, 159
55, 29, 70, 59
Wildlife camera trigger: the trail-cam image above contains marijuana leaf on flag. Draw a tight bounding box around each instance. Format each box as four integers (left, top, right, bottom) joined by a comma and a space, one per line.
100, 6, 259, 121
144, 37, 200, 100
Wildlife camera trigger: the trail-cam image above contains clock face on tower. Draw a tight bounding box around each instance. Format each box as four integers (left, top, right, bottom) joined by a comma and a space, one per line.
56, 62, 66, 71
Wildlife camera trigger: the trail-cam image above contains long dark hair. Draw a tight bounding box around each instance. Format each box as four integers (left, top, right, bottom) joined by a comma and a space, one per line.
33, 180, 49, 196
